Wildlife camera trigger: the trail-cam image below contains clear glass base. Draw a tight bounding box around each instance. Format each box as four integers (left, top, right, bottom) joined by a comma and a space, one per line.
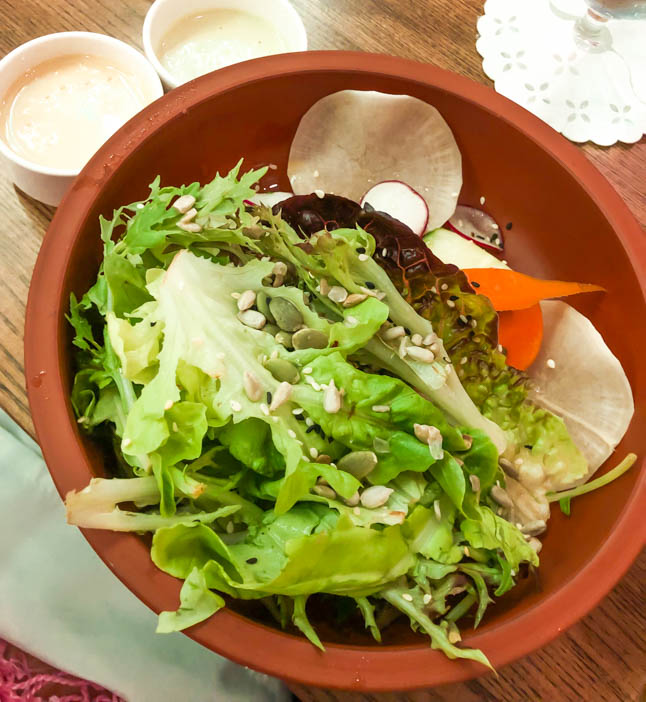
574, 9, 613, 51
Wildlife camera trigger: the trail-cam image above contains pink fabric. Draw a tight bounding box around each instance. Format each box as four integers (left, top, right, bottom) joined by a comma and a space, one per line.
0, 640, 123, 702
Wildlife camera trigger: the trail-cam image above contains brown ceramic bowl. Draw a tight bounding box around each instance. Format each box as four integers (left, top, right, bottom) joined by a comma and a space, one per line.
24, 52, 646, 691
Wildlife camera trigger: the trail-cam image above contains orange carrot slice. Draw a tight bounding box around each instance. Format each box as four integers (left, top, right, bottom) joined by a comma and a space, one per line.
498, 304, 543, 370
463, 268, 604, 311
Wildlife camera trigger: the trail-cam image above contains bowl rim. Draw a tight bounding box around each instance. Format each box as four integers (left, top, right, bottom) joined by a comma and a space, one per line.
24, 50, 646, 691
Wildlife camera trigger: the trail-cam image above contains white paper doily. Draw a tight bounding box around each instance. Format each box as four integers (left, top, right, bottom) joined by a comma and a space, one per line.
477, 0, 646, 145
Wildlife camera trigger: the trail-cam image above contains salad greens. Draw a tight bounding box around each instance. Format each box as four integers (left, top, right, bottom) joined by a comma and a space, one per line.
68, 162, 584, 668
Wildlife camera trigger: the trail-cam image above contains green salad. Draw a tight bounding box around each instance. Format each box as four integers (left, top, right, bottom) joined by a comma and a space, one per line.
66, 160, 635, 669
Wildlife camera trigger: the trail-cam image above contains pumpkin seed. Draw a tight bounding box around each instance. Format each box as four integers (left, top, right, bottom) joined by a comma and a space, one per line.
292, 327, 328, 350
264, 358, 300, 384
274, 331, 294, 349
269, 297, 303, 332
337, 450, 378, 479
256, 291, 275, 323
263, 323, 280, 337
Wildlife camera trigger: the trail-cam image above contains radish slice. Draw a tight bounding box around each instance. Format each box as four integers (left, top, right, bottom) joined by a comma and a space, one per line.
360, 181, 429, 236
247, 191, 292, 208
288, 90, 462, 231
528, 300, 634, 487
446, 205, 504, 253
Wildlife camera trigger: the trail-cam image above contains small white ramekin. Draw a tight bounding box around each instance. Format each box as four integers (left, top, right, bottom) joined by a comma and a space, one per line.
143, 0, 308, 90
0, 32, 163, 206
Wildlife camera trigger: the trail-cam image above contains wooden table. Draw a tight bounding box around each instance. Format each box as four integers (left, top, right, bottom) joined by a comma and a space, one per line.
1, 1, 644, 700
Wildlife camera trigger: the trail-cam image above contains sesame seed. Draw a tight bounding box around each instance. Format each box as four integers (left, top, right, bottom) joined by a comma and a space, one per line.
382, 248, 387, 257
288, 429, 297, 438
164, 400, 173, 410
423, 593, 432, 605
441, 283, 449, 291
305, 417, 314, 427
497, 344, 504, 353
292, 408, 304, 415
122, 438, 132, 448
358, 253, 369, 262
480, 196, 486, 205
266, 391, 272, 405
314, 189, 325, 198
302, 367, 313, 375
260, 403, 270, 416
506, 222, 513, 231
372, 405, 390, 413
231, 292, 241, 299
226, 521, 234, 534
446, 300, 456, 308
172, 422, 179, 433
230, 400, 242, 412
310, 447, 319, 459
547, 358, 556, 368
464, 546, 470, 557
402, 593, 413, 602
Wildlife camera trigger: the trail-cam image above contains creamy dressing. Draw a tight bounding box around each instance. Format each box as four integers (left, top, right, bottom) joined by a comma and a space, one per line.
0, 54, 154, 171
158, 9, 287, 84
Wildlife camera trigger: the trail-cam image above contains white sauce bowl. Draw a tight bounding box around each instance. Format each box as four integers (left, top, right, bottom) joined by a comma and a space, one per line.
143, 0, 308, 90
0, 32, 163, 206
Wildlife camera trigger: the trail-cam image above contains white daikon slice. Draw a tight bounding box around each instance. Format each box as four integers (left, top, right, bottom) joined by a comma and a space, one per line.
288, 90, 462, 230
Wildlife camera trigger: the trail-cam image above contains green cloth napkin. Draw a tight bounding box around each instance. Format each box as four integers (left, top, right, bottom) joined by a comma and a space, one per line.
0, 409, 289, 702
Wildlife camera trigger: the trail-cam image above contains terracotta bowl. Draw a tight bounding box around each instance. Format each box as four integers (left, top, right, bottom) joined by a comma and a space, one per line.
24, 52, 646, 691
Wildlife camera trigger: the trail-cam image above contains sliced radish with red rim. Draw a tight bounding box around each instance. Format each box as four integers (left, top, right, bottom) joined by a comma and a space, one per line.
360, 181, 429, 236
446, 205, 504, 253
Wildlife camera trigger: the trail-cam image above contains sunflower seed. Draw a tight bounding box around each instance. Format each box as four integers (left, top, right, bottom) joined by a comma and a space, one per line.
328, 286, 348, 304
462, 434, 473, 450
272, 261, 288, 276
312, 484, 336, 500
411, 333, 423, 346
343, 491, 361, 507
320, 278, 331, 296
527, 537, 543, 553
469, 474, 481, 492
243, 371, 263, 401
499, 457, 520, 480
269, 382, 293, 411
520, 519, 547, 537
491, 485, 513, 509
323, 379, 342, 413
269, 297, 303, 332
406, 346, 435, 363
237, 289, 256, 312
177, 221, 202, 233
292, 327, 328, 350
172, 194, 196, 213
337, 451, 378, 479
343, 293, 368, 308
360, 485, 393, 509
238, 310, 266, 329
382, 325, 405, 341
317, 454, 332, 464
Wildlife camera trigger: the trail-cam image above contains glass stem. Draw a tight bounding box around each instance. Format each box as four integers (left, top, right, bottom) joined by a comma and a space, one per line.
574, 8, 612, 50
